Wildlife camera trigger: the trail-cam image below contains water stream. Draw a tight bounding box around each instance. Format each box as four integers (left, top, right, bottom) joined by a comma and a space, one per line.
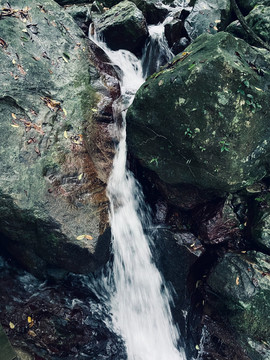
90, 15, 187, 360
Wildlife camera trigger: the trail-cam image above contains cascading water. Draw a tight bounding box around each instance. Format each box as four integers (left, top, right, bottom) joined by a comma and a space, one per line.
90, 19, 186, 360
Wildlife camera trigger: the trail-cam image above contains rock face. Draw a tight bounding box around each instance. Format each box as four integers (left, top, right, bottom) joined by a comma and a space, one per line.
251, 193, 270, 252
206, 251, 270, 359
127, 31, 270, 193
64, 4, 92, 35
94, 0, 149, 55
0, 0, 114, 277
236, 0, 270, 15
185, 0, 231, 41
227, 5, 270, 47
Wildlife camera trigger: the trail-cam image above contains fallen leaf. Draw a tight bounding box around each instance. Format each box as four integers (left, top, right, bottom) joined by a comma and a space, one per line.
64, 130, 68, 139
255, 87, 263, 92
22, 29, 28, 33
11, 113, 17, 119
195, 345, 200, 351
84, 234, 93, 240
11, 124, 19, 128
78, 173, 83, 180
236, 276, 240, 285
76, 235, 85, 240
32, 56, 40, 61
0, 38, 8, 49
28, 330, 37, 337
17, 64, 26, 75
63, 108, 67, 116
27, 316, 32, 323
9, 322, 15, 329
91, 108, 98, 112
41, 97, 61, 111
12, 59, 16, 64
158, 80, 164, 86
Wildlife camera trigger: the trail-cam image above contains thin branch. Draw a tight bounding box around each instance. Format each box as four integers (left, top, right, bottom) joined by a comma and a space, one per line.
230, 0, 270, 51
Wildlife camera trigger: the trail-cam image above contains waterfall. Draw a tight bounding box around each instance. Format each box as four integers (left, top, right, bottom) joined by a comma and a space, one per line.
90, 21, 186, 360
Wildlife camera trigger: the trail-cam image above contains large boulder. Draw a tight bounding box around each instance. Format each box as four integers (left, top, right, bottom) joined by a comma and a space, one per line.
251, 193, 270, 252
206, 251, 270, 359
236, 0, 270, 15
185, 0, 232, 41
94, 0, 149, 55
0, 0, 115, 277
127, 32, 270, 193
227, 5, 270, 47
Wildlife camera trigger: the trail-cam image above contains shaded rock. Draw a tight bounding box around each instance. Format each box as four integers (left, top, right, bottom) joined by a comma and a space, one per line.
94, 0, 149, 55
199, 316, 252, 360
131, 0, 169, 25
127, 32, 270, 193
153, 228, 204, 356
227, 5, 270, 48
185, 0, 232, 41
55, 0, 91, 5
0, 255, 126, 360
193, 196, 243, 246
251, 193, 270, 252
236, 0, 270, 16
0, 0, 115, 277
64, 4, 92, 35
206, 251, 270, 359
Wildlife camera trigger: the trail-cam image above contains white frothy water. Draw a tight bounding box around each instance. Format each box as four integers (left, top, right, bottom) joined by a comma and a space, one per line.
90, 25, 186, 360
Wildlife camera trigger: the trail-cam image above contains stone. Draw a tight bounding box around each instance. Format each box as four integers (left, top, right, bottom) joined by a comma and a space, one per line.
206, 251, 270, 359
0, 0, 115, 277
193, 196, 243, 246
127, 32, 270, 193
236, 0, 270, 15
64, 4, 92, 35
185, 0, 232, 41
251, 193, 270, 252
227, 5, 270, 48
94, 0, 149, 55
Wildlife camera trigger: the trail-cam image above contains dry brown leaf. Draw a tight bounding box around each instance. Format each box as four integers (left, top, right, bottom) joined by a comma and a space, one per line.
236, 276, 240, 285
28, 330, 37, 337
84, 234, 93, 240
9, 322, 15, 329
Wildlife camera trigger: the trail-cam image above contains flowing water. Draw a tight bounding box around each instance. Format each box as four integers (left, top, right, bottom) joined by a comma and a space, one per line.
90, 15, 187, 360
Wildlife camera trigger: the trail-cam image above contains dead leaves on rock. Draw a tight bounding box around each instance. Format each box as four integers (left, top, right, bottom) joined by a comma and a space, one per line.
10, 113, 44, 135
0, 5, 31, 22
41, 97, 62, 112
0, 37, 8, 49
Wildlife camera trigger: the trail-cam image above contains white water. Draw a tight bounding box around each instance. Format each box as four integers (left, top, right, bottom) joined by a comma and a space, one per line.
90, 25, 186, 360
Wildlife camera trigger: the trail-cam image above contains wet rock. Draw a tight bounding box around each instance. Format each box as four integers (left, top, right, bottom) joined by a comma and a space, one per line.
227, 5, 270, 48
206, 251, 270, 359
251, 193, 270, 252
131, 0, 169, 25
55, 0, 91, 5
154, 228, 204, 343
193, 196, 243, 246
127, 32, 270, 193
185, 0, 232, 41
64, 4, 92, 35
94, 0, 149, 55
0, 0, 115, 277
0, 255, 127, 360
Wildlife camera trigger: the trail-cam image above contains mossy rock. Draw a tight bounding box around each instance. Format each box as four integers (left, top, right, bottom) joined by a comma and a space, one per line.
94, 0, 148, 55
127, 31, 270, 193
207, 251, 270, 359
0, 0, 111, 277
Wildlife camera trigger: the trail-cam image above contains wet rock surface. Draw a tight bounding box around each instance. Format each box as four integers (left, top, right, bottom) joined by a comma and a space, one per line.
0, 254, 126, 360
205, 251, 270, 359
94, 0, 149, 55
227, 5, 270, 47
127, 31, 270, 193
0, 0, 120, 277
